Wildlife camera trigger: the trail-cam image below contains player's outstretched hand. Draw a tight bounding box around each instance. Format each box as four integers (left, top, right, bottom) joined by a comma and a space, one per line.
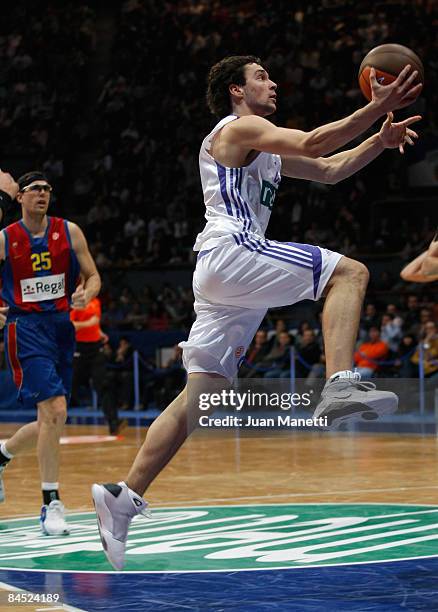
0, 306, 9, 329
378, 112, 421, 154
71, 284, 87, 309
370, 65, 423, 111
0, 170, 18, 200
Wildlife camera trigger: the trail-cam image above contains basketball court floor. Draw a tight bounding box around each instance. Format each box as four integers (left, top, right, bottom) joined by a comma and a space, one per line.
0, 423, 437, 610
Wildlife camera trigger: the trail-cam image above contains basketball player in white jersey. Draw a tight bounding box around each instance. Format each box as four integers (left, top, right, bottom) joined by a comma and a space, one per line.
92, 55, 422, 569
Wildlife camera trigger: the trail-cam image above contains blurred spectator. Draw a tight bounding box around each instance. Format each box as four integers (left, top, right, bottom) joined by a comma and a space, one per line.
354, 326, 389, 379
295, 321, 312, 346
385, 304, 404, 328
360, 303, 379, 333
124, 212, 145, 238
394, 334, 417, 378
101, 336, 134, 415
148, 301, 169, 331
403, 294, 421, 333
411, 322, 438, 380
262, 331, 293, 379
149, 345, 186, 409
295, 329, 321, 378
380, 313, 402, 353
239, 329, 270, 378
125, 301, 148, 330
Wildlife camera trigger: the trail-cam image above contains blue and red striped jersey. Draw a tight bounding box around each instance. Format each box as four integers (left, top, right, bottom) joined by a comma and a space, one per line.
1, 217, 80, 315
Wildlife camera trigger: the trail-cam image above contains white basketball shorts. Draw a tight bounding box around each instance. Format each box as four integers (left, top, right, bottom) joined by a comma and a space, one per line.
180, 237, 343, 380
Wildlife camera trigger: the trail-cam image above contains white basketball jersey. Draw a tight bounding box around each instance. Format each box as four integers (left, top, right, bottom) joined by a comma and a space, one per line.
194, 115, 282, 251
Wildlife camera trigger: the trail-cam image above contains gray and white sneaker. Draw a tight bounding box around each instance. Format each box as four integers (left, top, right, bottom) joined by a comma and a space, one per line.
92, 481, 149, 570
0, 464, 5, 503
313, 371, 398, 429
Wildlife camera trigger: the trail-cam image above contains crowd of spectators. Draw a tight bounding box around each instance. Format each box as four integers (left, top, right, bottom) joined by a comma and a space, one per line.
1, 1, 438, 409
0, 1, 437, 276
79, 0, 438, 274
98, 280, 194, 332
0, 1, 96, 214
241, 292, 438, 381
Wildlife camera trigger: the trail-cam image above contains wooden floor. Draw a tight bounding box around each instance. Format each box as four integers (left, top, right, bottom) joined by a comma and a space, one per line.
1, 423, 438, 518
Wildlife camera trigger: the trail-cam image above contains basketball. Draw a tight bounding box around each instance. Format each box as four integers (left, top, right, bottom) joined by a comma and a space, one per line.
358, 43, 424, 101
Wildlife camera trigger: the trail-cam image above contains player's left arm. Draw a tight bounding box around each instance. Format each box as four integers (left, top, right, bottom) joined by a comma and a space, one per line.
401, 236, 438, 283
68, 222, 101, 308
281, 113, 420, 184
420, 237, 438, 278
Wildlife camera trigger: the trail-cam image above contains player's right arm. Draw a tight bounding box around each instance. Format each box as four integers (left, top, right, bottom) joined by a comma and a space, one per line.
281, 112, 421, 184
225, 66, 421, 159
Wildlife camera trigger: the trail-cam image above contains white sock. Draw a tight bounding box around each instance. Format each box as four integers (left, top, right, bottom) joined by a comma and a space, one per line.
328, 370, 358, 383
41, 482, 59, 490
1, 442, 13, 460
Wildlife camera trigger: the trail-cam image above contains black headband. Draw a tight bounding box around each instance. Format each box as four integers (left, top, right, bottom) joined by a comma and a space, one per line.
18, 172, 49, 191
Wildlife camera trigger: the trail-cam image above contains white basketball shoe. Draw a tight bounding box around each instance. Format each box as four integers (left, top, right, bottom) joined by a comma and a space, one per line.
40, 500, 70, 536
313, 370, 398, 429
92, 481, 149, 570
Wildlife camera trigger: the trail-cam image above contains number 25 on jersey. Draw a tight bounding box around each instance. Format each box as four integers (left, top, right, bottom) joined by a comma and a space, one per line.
31, 251, 52, 272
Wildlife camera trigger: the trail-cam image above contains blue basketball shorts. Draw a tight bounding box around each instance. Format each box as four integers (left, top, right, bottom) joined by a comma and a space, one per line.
4, 311, 75, 407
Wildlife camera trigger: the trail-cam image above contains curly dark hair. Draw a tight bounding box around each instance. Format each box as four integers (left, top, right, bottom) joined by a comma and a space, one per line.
206, 55, 262, 117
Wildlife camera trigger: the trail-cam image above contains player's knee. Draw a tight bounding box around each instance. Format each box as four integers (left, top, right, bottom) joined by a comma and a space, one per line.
335, 257, 369, 288
38, 397, 67, 426
351, 260, 369, 288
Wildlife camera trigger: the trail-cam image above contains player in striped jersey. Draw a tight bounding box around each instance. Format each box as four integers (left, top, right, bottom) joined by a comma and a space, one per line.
92, 55, 422, 570
0, 171, 101, 535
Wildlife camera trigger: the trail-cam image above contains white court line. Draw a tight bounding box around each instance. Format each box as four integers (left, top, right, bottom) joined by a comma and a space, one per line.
3, 486, 438, 521
153, 484, 438, 505
1, 552, 438, 575
2, 502, 438, 525
0, 581, 88, 611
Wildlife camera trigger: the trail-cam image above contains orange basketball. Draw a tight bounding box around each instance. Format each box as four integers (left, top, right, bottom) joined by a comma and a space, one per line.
358, 43, 424, 101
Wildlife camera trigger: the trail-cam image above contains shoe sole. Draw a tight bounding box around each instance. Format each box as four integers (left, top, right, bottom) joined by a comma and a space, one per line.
40, 518, 70, 536
318, 400, 398, 430
41, 526, 70, 536
92, 484, 125, 571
